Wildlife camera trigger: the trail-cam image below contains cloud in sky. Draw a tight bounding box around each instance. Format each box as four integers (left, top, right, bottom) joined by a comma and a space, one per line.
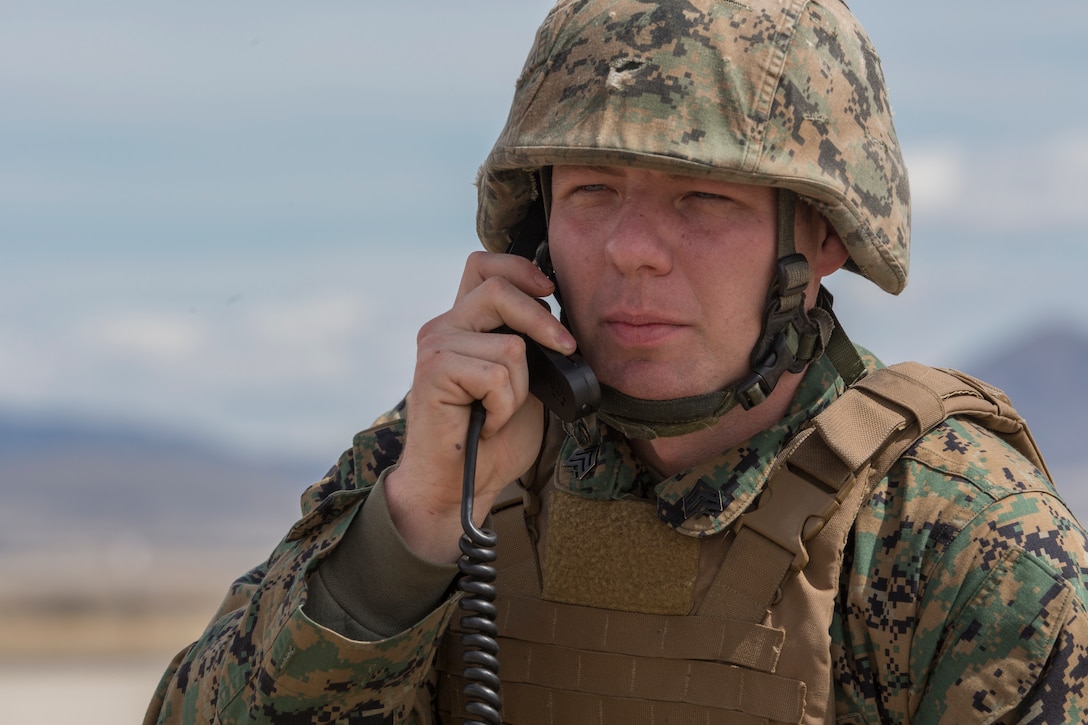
905, 148, 967, 216
3, 2, 1086, 461
906, 133, 1088, 234
0, 248, 470, 463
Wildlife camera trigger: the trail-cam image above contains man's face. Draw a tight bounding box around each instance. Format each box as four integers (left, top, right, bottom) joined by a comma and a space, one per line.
548, 164, 787, 401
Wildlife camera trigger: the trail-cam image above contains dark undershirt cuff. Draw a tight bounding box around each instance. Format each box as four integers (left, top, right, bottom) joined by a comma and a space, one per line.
304, 470, 459, 641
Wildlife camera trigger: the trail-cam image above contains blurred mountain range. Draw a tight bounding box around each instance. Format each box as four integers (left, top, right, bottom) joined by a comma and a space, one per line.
956, 322, 1088, 472
0, 321, 1085, 562
0, 413, 323, 552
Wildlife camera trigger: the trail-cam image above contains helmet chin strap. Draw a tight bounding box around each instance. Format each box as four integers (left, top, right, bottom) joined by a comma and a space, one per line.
588, 189, 862, 440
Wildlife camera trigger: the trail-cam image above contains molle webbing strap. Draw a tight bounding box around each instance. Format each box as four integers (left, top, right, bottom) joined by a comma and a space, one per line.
487, 419, 568, 599
490, 484, 543, 598
440, 679, 772, 725
440, 629, 804, 724
490, 595, 786, 671
439, 593, 801, 723
440, 597, 802, 723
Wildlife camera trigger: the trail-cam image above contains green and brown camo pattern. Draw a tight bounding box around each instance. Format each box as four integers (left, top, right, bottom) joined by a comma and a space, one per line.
838, 412, 1088, 722
144, 419, 454, 724
477, 0, 910, 294
145, 351, 1088, 723
552, 339, 856, 537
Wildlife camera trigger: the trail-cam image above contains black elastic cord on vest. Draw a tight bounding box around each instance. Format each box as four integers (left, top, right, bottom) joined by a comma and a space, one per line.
457, 401, 503, 725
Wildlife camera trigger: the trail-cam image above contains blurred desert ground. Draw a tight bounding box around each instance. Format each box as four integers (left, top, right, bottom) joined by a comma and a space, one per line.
0, 436, 310, 723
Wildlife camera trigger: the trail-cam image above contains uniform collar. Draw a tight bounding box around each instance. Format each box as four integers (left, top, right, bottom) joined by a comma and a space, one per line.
555, 351, 871, 537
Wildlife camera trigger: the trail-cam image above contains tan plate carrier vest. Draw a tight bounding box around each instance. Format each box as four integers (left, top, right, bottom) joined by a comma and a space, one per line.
436, 362, 1052, 724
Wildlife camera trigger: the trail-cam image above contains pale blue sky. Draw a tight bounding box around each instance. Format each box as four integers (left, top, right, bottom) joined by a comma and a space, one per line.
2, 1, 1086, 466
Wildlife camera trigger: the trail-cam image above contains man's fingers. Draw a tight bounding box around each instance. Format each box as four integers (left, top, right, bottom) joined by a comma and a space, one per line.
456, 251, 555, 302
447, 274, 576, 356
414, 330, 529, 434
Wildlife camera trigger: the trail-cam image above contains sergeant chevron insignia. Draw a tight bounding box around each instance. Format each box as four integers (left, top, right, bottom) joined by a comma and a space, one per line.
680, 479, 726, 521
564, 445, 601, 480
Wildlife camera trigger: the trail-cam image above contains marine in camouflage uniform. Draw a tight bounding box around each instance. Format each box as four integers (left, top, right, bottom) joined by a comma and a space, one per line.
145, 1, 1088, 723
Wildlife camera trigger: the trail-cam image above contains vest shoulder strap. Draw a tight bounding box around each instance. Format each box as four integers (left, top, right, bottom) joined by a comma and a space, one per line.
708, 360, 1050, 620
692, 362, 1051, 724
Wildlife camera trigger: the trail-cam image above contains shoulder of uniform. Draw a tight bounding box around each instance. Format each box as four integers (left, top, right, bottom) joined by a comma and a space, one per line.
295, 418, 407, 524
901, 416, 1056, 504
868, 415, 1066, 553
863, 416, 1088, 600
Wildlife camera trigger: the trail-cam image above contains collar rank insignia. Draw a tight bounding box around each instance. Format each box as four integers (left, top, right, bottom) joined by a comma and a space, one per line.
564, 444, 600, 480
680, 478, 725, 521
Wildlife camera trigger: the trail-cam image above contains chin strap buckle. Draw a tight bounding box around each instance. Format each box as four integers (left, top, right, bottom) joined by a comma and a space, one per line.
737, 332, 797, 409
737, 254, 822, 410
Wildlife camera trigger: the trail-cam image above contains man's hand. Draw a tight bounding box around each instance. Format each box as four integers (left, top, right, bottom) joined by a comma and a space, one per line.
384, 252, 577, 563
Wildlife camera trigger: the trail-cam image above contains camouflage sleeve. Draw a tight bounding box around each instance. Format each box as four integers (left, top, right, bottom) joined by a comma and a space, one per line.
144, 417, 460, 724
838, 418, 1088, 723
912, 492, 1088, 723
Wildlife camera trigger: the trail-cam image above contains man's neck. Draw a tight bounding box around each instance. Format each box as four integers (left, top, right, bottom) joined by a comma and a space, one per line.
628, 370, 806, 478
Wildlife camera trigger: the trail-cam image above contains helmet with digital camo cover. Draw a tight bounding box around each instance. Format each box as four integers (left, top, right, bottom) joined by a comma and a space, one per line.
476, 0, 911, 437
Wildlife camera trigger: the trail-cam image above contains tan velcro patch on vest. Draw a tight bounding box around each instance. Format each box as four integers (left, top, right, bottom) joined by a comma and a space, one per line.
542, 490, 700, 615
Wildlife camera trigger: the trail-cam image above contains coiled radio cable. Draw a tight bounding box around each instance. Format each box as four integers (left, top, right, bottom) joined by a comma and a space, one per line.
457, 400, 502, 725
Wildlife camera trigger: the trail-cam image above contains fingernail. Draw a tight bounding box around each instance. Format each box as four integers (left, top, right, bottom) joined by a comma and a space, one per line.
534, 269, 553, 288
557, 329, 577, 352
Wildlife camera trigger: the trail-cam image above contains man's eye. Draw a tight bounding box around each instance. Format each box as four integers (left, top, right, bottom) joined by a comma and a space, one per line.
690, 191, 728, 201
577, 184, 609, 193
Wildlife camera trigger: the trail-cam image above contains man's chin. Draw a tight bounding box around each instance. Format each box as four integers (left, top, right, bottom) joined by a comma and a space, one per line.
600, 370, 711, 401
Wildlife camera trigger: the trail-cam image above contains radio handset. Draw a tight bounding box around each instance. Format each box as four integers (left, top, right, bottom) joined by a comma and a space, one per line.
456, 205, 601, 725
503, 201, 601, 422
492, 324, 600, 423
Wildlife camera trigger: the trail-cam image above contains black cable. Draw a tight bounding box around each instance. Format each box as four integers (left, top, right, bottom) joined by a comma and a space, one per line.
457, 400, 502, 725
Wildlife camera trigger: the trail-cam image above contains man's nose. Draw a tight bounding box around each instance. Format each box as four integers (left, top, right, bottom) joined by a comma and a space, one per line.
603, 203, 673, 276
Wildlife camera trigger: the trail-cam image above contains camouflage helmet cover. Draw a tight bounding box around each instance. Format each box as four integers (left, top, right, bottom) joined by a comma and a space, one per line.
477, 0, 910, 294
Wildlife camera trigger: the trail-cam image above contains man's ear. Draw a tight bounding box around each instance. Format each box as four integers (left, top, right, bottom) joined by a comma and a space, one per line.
799, 206, 849, 278
815, 225, 849, 277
